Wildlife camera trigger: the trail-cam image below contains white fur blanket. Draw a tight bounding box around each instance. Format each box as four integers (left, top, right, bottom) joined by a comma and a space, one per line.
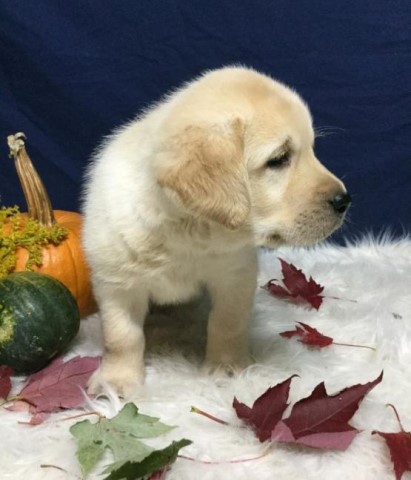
1, 237, 411, 480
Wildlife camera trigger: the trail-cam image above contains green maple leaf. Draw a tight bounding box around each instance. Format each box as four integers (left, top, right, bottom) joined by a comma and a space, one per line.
103, 439, 192, 480
70, 403, 183, 477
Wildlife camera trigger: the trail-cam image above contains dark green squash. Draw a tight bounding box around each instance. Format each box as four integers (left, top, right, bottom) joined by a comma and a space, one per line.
0, 271, 80, 373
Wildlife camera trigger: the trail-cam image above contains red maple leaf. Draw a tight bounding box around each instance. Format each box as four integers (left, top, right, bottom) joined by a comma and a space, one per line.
373, 405, 411, 480
234, 372, 383, 450
273, 372, 383, 449
9, 356, 99, 424
264, 259, 324, 310
280, 322, 333, 347
280, 322, 375, 351
0, 365, 13, 399
233, 376, 296, 441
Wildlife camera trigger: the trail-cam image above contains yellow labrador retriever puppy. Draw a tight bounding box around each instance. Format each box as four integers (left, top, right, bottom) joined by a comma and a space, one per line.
83, 66, 351, 397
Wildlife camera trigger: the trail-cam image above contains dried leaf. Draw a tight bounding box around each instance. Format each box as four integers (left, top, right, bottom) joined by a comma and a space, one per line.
16, 356, 99, 422
264, 258, 324, 309
70, 403, 190, 479
6, 400, 30, 412
23, 412, 50, 425
280, 322, 333, 348
234, 372, 383, 450
273, 372, 384, 449
233, 376, 295, 441
280, 322, 375, 351
0, 365, 13, 399
104, 439, 192, 480
374, 431, 411, 479
373, 405, 411, 480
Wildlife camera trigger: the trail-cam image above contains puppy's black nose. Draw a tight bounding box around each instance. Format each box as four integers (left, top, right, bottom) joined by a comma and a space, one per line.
329, 192, 352, 214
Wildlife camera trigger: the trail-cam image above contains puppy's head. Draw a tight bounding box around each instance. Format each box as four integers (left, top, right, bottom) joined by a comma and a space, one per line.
155, 67, 350, 247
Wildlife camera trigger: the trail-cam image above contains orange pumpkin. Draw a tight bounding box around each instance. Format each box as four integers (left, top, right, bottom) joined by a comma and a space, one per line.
6, 133, 96, 318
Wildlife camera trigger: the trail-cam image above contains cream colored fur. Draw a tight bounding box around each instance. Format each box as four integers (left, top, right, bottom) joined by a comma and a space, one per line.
82, 66, 348, 397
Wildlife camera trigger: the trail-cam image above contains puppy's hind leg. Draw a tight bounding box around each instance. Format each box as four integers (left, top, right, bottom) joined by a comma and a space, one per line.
88, 284, 149, 398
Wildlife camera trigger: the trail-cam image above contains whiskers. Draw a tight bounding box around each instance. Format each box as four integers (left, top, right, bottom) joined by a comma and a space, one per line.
314, 125, 346, 139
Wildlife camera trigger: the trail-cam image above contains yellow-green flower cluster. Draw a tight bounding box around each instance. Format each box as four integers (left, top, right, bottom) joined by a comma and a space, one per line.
0, 205, 67, 279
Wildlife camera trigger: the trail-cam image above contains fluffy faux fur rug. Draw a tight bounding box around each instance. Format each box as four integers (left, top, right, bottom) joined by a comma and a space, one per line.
1, 237, 411, 480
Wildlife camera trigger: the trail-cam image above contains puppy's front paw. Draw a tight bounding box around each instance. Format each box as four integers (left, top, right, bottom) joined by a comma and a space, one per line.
87, 360, 145, 399
202, 353, 253, 377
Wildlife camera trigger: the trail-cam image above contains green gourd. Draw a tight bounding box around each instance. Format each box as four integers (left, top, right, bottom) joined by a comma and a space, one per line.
0, 271, 80, 373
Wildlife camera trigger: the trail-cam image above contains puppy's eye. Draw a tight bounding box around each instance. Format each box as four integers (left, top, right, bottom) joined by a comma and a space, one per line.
266, 152, 291, 169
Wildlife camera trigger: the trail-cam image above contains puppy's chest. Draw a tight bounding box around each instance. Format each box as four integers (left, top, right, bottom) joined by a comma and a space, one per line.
133, 221, 237, 305
147, 254, 206, 305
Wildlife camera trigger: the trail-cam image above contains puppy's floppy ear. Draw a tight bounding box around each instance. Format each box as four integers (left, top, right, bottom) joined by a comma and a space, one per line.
156, 119, 250, 229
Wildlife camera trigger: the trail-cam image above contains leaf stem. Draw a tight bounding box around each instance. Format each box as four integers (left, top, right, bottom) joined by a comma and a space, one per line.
61, 411, 103, 422
324, 295, 357, 303
386, 404, 405, 432
40, 464, 82, 479
333, 342, 376, 351
0, 396, 28, 409
179, 447, 270, 465
190, 406, 229, 425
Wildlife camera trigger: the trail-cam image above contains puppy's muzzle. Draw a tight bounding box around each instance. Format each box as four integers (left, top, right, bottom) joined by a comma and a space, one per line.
329, 192, 352, 215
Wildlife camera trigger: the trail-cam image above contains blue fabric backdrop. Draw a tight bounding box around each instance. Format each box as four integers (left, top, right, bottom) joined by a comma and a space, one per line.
0, 1, 410, 241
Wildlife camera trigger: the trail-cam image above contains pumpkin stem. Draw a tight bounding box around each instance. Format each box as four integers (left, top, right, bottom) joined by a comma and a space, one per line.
7, 133, 55, 227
